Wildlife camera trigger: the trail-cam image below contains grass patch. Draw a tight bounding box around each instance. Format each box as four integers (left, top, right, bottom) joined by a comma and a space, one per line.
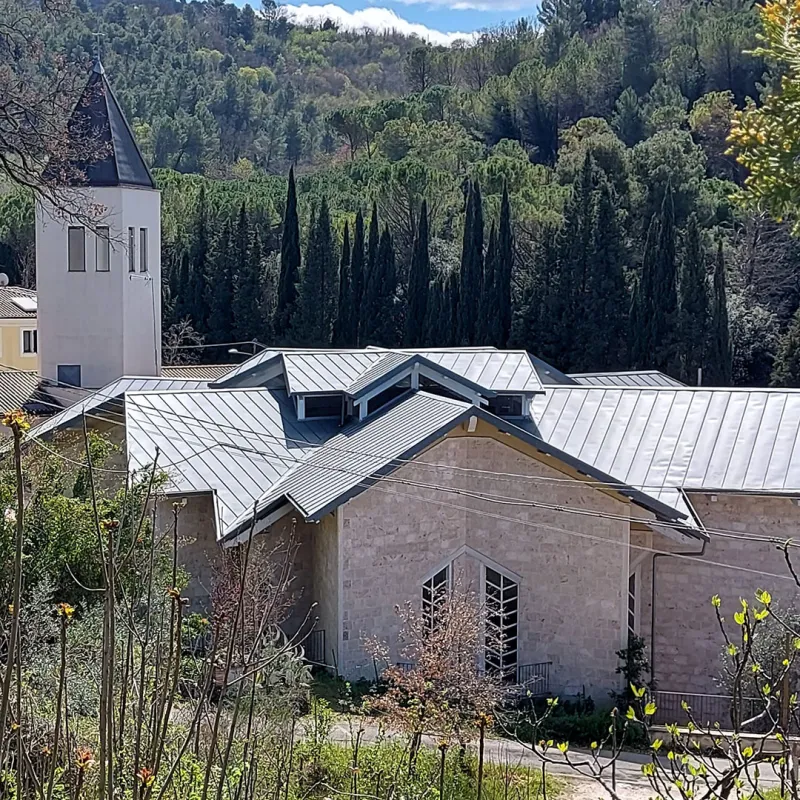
294, 740, 563, 799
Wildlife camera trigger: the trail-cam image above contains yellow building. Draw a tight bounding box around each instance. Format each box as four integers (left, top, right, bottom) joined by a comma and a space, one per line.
0, 286, 38, 372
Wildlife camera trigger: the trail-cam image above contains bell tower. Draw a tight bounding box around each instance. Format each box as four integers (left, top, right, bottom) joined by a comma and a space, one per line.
36, 59, 161, 389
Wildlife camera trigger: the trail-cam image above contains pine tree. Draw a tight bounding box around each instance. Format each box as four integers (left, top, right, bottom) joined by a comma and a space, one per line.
361, 226, 402, 347
233, 204, 264, 342
612, 87, 645, 146
771, 307, 800, 387
206, 219, 235, 344
707, 239, 733, 385
188, 185, 211, 333
173, 248, 192, 323
585, 177, 628, 370
404, 199, 431, 347
457, 181, 484, 345
350, 210, 365, 345
678, 214, 708, 385
332, 222, 352, 346
496, 183, 514, 348
276, 167, 301, 337
296, 196, 337, 346
424, 273, 446, 345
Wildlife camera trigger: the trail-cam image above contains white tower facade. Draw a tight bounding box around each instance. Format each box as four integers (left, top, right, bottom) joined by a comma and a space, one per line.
36, 61, 161, 390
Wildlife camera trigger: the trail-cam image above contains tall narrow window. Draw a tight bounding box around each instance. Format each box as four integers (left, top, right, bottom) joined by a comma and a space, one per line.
139, 228, 148, 272
628, 572, 637, 642
422, 567, 449, 631
96, 226, 110, 272
128, 227, 135, 272
485, 567, 519, 682
22, 329, 37, 355
68, 227, 85, 272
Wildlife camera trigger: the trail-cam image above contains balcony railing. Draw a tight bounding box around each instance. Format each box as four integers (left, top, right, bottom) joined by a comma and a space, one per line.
652, 691, 769, 731
391, 660, 552, 695
516, 662, 552, 696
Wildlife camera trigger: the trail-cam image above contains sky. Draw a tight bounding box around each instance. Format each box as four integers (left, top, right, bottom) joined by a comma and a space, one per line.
235, 0, 537, 46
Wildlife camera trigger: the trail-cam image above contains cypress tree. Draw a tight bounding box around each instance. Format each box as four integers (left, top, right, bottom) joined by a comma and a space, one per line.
350, 210, 365, 345
296, 196, 336, 346
497, 183, 514, 348
424, 273, 446, 345
404, 199, 431, 347
771, 307, 800, 387
633, 184, 679, 373
480, 223, 502, 346
678, 214, 708, 385
585, 177, 628, 370
233, 206, 264, 342
556, 153, 595, 369
206, 219, 235, 344
360, 203, 380, 342
276, 167, 301, 337
361, 226, 402, 347
332, 222, 352, 346
457, 181, 484, 345
188, 185, 210, 333
707, 239, 733, 385
173, 248, 192, 323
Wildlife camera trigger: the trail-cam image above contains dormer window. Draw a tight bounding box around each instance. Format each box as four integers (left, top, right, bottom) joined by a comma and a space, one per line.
302, 394, 342, 419
487, 394, 524, 418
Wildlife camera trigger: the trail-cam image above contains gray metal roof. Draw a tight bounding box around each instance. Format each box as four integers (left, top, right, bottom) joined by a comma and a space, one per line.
126, 388, 339, 534
529, 354, 577, 386
531, 387, 800, 516
29, 377, 209, 438
161, 364, 234, 380
283, 351, 382, 394
209, 349, 285, 387
224, 391, 475, 536
405, 350, 543, 393
570, 370, 685, 388
216, 348, 544, 396
345, 352, 413, 397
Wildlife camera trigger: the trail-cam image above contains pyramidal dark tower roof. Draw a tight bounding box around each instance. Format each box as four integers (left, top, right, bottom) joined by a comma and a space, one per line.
48, 59, 155, 189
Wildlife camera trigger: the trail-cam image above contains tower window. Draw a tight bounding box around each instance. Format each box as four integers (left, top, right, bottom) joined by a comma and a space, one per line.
128, 227, 135, 272
96, 227, 110, 272
485, 567, 519, 682
139, 228, 148, 272
21, 329, 37, 355
57, 365, 81, 388
68, 227, 85, 272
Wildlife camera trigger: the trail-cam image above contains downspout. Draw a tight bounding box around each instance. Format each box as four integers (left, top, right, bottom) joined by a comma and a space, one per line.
650, 534, 707, 687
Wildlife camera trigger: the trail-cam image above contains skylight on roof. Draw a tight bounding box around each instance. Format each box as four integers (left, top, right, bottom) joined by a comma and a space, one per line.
10, 297, 36, 313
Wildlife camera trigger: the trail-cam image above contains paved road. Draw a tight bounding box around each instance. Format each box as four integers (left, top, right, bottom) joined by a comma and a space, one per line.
329, 719, 785, 797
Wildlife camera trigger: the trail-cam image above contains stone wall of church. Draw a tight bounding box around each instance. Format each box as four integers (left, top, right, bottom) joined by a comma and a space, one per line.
653, 493, 800, 695
337, 427, 633, 699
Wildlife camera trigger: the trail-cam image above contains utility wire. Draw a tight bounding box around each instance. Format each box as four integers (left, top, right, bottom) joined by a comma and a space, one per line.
5, 362, 799, 547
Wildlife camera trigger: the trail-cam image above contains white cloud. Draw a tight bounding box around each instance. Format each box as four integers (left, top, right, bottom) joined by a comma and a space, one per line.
392, 0, 525, 10
282, 3, 476, 45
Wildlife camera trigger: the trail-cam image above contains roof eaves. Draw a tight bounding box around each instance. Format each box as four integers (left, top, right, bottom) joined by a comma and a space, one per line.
302, 404, 476, 522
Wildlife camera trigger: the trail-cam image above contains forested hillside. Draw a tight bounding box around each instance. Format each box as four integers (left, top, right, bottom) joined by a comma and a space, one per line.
2, 0, 798, 384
